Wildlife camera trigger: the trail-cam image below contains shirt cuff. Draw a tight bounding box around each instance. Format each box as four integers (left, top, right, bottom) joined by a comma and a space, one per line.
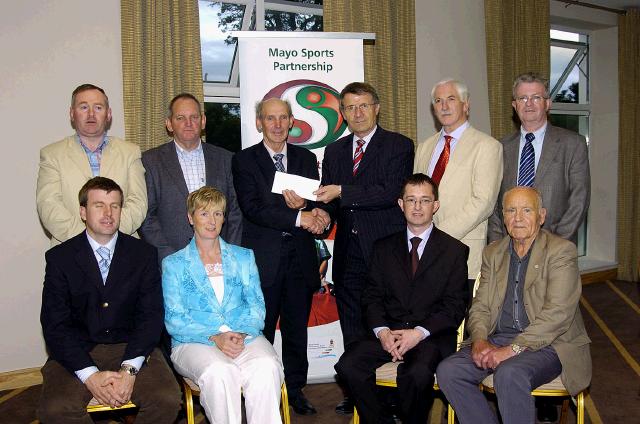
219, 324, 233, 333
122, 356, 145, 372
75, 366, 99, 383
415, 326, 430, 340
295, 211, 301, 227
373, 326, 390, 338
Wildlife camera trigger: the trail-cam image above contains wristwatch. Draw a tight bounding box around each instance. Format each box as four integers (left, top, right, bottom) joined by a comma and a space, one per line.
510, 343, 526, 355
119, 364, 139, 376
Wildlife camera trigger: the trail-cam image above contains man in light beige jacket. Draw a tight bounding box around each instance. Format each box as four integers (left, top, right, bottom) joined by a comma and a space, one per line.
414, 78, 502, 285
37, 84, 146, 245
436, 187, 591, 424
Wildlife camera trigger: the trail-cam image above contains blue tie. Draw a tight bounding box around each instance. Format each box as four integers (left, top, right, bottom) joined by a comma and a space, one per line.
96, 246, 111, 283
518, 133, 535, 187
273, 153, 285, 172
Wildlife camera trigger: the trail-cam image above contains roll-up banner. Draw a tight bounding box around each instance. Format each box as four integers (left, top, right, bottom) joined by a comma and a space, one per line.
235, 31, 374, 382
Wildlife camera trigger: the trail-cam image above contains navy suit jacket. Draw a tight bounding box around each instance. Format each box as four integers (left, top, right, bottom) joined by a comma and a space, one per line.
231, 142, 321, 288
140, 141, 242, 261
40, 231, 163, 374
321, 126, 414, 281
364, 227, 469, 354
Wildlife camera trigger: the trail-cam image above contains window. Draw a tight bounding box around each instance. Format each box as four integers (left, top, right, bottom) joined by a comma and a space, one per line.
199, 0, 323, 151
550, 28, 590, 256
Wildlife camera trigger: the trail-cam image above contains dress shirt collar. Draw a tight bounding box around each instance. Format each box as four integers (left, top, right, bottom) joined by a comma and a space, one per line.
174, 139, 203, 156
519, 122, 547, 145
440, 120, 469, 141
352, 125, 377, 155
85, 231, 118, 257
406, 222, 434, 259
76, 133, 109, 152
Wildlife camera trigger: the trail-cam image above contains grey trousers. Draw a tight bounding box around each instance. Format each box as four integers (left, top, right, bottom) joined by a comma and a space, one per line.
38, 344, 181, 424
436, 334, 561, 424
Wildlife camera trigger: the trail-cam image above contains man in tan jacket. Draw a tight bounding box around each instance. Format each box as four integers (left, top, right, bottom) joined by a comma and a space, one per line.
37, 84, 147, 244
436, 187, 591, 424
414, 78, 502, 287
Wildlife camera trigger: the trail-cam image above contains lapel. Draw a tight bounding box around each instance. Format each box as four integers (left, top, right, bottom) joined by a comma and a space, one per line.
413, 227, 446, 280
390, 231, 413, 293
73, 233, 105, 292
354, 128, 382, 177
535, 125, 560, 182
184, 238, 222, 309
219, 239, 240, 309
67, 137, 93, 179
338, 133, 356, 179
503, 133, 520, 186
104, 233, 132, 289
493, 237, 511, 304
286, 143, 303, 176
524, 231, 545, 290
440, 126, 474, 185
255, 142, 278, 183
162, 142, 190, 197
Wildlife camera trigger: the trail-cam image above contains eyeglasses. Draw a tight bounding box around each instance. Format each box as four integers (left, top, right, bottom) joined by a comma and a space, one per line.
403, 198, 434, 207
514, 95, 548, 104
342, 103, 377, 113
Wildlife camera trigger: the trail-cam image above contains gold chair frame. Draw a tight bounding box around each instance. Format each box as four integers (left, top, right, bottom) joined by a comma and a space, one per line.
181, 376, 291, 424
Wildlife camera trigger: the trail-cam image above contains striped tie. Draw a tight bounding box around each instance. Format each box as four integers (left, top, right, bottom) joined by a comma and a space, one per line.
96, 246, 111, 283
518, 133, 536, 187
352, 139, 365, 176
273, 153, 285, 172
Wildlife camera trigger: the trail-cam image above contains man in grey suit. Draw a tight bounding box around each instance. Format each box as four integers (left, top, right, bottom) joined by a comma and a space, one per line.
488, 72, 590, 245
140, 93, 242, 261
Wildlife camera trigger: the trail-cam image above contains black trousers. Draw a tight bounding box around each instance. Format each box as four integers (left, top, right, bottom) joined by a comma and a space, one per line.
335, 338, 443, 424
37, 344, 181, 424
262, 235, 315, 394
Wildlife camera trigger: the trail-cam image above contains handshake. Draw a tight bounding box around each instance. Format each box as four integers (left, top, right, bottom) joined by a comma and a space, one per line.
282, 189, 331, 235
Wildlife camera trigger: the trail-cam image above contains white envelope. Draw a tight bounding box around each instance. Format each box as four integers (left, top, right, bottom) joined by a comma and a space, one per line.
271, 171, 320, 201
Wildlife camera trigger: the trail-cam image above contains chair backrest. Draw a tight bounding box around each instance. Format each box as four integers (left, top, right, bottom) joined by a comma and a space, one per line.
456, 274, 481, 350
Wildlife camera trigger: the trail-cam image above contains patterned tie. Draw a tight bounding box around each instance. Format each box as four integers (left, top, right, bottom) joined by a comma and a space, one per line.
431, 135, 452, 185
273, 153, 285, 173
410, 236, 422, 276
352, 139, 365, 176
96, 246, 111, 283
518, 133, 536, 187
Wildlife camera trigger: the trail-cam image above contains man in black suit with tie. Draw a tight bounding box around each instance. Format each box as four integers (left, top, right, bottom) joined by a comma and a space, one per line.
232, 98, 329, 415
140, 93, 242, 261
335, 173, 469, 424
315, 82, 414, 413
38, 177, 181, 423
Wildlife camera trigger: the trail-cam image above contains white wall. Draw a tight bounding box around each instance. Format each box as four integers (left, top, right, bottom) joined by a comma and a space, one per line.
0, 1, 124, 372
414, 0, 491, 141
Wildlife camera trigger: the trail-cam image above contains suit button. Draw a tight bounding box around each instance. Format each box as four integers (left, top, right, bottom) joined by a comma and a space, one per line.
102, 302, 109, 308
105, 329, 110, 334
351, 228, 358, 235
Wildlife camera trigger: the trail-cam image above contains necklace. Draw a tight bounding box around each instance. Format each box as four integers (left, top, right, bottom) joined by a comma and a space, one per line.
205, 262, 223, 275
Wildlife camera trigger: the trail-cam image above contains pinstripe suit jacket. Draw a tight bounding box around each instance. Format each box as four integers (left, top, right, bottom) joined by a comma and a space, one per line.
321, 127, 414, 282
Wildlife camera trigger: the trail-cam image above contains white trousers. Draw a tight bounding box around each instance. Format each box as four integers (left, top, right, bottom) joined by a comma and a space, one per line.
171, 336, 284, 424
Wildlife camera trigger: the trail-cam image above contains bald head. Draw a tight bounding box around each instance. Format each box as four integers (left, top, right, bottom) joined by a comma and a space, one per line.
502, 187, 546, 246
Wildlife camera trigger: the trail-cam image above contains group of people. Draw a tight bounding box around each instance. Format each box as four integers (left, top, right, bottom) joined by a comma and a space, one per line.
35, 71, 591, 424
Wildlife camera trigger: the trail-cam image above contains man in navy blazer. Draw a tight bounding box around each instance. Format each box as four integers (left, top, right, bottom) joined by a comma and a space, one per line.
315, 82, 414, 413
335, 174, 469, 424
38, 177, 180, 424
232, 98, 330, 415
140, 93, 242, 261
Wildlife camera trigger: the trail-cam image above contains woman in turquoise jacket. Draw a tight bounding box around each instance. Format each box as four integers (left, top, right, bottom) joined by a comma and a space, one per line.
162, 186, 284, 424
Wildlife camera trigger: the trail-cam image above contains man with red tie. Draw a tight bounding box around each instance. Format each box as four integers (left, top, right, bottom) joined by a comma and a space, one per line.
414, 78, 503, 291
315, 82, 414, 415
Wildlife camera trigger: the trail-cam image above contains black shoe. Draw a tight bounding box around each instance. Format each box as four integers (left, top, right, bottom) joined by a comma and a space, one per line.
290, 391, 317, 415
335, 396, 354, 415
537, 401, 558, 423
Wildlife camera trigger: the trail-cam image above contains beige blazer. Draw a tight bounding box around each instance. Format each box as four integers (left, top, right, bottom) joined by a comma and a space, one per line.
36, 135, 147, 245
414, 125, 503, 278
468, 230, 592, 395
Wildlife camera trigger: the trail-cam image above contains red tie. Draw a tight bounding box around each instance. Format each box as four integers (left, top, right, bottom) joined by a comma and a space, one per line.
431, 135, 452, 185
353, 139, 365, 176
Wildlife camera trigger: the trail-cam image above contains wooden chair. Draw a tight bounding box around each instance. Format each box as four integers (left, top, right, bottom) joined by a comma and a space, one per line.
352, 276, 480, 424
479, 375, 585, 424
181, 376, 291, 424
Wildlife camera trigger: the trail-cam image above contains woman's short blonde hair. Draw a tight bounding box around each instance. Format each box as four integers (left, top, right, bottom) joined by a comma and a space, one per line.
187, 186, 227, 217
